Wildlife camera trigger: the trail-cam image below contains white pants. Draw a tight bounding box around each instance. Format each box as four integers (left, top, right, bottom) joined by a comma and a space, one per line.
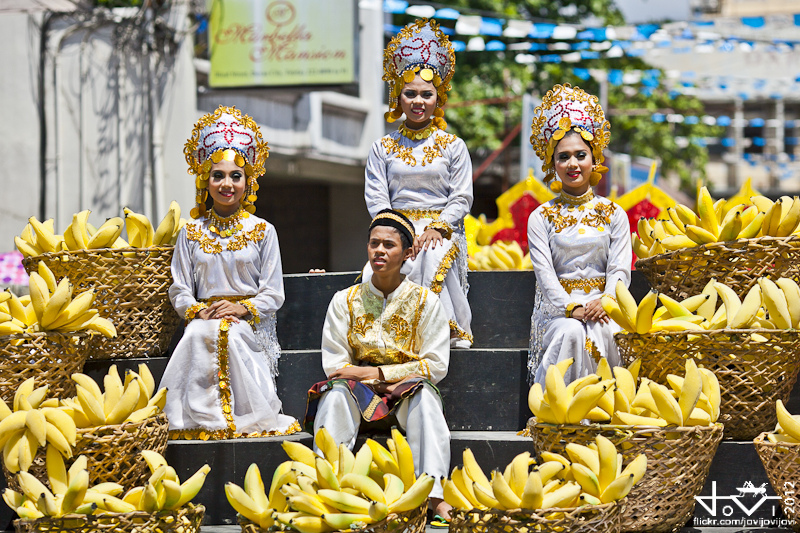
312, 382, 450, 499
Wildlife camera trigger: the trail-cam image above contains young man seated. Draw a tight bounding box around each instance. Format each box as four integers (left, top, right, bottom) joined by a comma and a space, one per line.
305, 209, 452, 520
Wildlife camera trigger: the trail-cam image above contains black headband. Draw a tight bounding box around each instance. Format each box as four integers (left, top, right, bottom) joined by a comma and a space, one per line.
369, 209, 415, 245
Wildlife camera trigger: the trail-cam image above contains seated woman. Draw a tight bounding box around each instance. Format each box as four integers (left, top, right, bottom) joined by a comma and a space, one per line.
527, 84, 632, 385
364, 18, 473, 348
161, 106, 299, 440
305, 209, 452, 519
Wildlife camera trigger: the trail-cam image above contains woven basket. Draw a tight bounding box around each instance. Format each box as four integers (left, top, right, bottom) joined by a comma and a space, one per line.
448, 501, 621, 533
238, 501, 427, 533
634, 235, 800, 300
13, 503, 204, 533
529, 419, 723, 533
22, 247, 180, 359
0, 331, 98, 405
615, 329, 800, 440
754, 433, 800, 531
4, 413, 169, 493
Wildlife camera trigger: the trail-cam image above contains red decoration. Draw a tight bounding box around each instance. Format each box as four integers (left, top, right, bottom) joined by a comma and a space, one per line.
627, 198, 660, 235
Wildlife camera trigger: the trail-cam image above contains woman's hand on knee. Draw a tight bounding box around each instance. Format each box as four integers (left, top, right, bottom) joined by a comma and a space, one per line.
413, 228, 444, 257
583, 298, 609, 323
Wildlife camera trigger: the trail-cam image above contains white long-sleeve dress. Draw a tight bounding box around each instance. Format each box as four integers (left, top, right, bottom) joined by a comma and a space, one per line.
161, 214, 300, 440
364, 128, 474, 346
527, 191, 632, 385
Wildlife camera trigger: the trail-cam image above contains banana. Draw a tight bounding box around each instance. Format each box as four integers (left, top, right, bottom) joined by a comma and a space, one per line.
161, 479, 183, 510
615, 280, 639, 333
696, 187, 719, 237
462, 447, 492, 493
314, 427, 339, 466
388, 473, 434, 513
599, 473, 634, 503
737, 210, 765, 240
634, 290, 658, 334
507, 451, 532, 497
0, 411, 30, 448
15, 236, 42, 258
631, 233, 650, 258
760, 277, 793, 329
678, 359, 703, 424
174, 464, 210, 508
661, 234, 697, 251
322, 513, 373, 530
75, 386, 106, 426
226, 483, 263, 524
666, 207, 686, 232
471, 480, 500, 509
317, 488, 371, 514
382, 473, 405, 506
46, 444, 69, 495
153, 204, 179, 246
105, 377, 141, 425
637, 218, 654, 247
726, 283, 761, 329
541, 482, 581, 509
27, 273, 50, 323
365, 438, 399, 477
81, 316, 117, 338
243, 463, 269, 512
601, 295, 634, 333
776, 197, 800, 236
340, 473, 385, 505
390, 427, 416, 490
776, 400, 800, 441
491, 469, 522, 509
649, 381, 684, 426
565, 382, 610, 424
40, 278, 72, 329
315, 456, 340, 491
714, 282, 742, 326
684, 224, 717, 245
282, 440, 317, 468
27, 217, 60, 254
717, 210, 743, 242
350, 443, 372, 478
571, 462, 601, 497
565, 443, 599, 476
123, 209, 154, 248
86, 218, 124, 249
519, 471, 543, 509
776, 278, 800, 328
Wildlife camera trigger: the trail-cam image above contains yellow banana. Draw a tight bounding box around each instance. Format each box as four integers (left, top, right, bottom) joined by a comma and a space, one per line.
27, 217, 60, 254
390, 426, 416, 490
174, 464, 210, 508
519, 471, 543, 509
776, 278, 800, 328
60, 468, 90, 515
544, 365, 569, 424
595, 435, 618, 493
637, 218, 654, 247
599, 473, 634, 503
153, 205, 179, 246
27, 273, 50, 323
565, 382, 610, 424
365, 438, 399, 477
225, 483, 263, 523
86, 218, 124, 249
776, 197, 800, 236
317, 488, 371, 514
40, 278, 72, 329
471, 480, 500, 508
105, 377, 141, 425
462, 447, 492, 492
649, 382, 684, 426
541, 482, 581, 509
717, 210, 743, 242
678, 359, 703, 424
634, 290, 658, 334
776, 400, 800, 441
714, 282, 741, 325
696, 187, 719, 237
388, 473, 434, 513
46, 444, 68, 495
243, 463, 269, 512
615, 280, 638, 333
15, 236, 42, 258
565, 443, 599, 476
619, 453, 647, 485
684, 224, 717, 245
123, 209, 154, 248
601, 294, 634, 333
490, 469, 522, 509
570, 462, 601, 497
760, 277, 792, 329
661, 234, 697, 251
47, 289, 96, 331
442, 477, 472, 510
451, 466, 484, 509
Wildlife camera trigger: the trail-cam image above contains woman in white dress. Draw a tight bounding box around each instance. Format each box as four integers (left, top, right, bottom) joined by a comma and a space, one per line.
364, 18, 473, 348
527, 85, 632, 385
161, 106, 300, 440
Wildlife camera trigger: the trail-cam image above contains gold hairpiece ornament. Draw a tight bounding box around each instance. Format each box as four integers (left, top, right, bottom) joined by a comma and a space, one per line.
383, 19, 455, 130
184, 106, 269, 219
530, 84, 611, 191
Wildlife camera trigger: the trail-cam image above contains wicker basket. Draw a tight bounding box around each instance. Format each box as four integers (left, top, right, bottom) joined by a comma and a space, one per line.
5, 413, 169, 493
754, 433, 800, 531
13, 503, 204, 533
238, 501, 427, 533
22, 247, 180, 359
529, 419, 723, 533
615, 329, 800, 440
634, 235, 800, 300
448, 501, 621, 533
0, 331, 99, 405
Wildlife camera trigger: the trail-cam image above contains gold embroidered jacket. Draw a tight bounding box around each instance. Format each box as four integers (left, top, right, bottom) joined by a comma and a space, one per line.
321, 278, 450, 384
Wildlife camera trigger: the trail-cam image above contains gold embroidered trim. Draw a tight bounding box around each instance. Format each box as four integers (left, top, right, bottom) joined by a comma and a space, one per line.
168, 420, 300, 441
398, 209, 441, 221
412, 288, 428, 355
372, 212, 416, 240
185, 302, 208, 321
241, 299, 260, 325
581, 202, 616, 229
560, 277, 606, 294
422, 133, 457, 166
586, 338, 602, 363
449, 320, 474, 345
430, 244, 460, 295
425, 220, 454, 240
352, 314, 374, 337
539, 205, 577, 233
363, 395, 383, 420
186, 222, 267, 254
216, 318, 236, 435
381, 137, 416, 166
558, 189, 594, 206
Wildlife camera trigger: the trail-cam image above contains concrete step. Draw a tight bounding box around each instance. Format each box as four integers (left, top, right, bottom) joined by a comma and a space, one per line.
277, 271, 652, 351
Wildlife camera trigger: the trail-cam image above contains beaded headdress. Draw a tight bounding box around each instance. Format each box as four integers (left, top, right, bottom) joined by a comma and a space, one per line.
370, 209, 415, 246
530, 84, 610, 191
383, 19, 455, 130
184, 106, 269, 219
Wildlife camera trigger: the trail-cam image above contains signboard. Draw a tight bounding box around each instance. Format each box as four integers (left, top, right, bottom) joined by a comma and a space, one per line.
209, 0, 357, 88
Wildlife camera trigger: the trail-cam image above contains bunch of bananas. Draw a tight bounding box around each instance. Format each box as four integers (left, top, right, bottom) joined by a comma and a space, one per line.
0, 378, 77, 473
529, 358, 721, 428
468, 241, 533, 271
633, 188, 800, 258
1, 261, 115, 338
15, 202, 185, 258
226, 427, 434, 533
3, 450, 209, 519
443, 444, 645, 513
767, 401, 800, 444
60, 365, 167, 429
603, 276, 800, 335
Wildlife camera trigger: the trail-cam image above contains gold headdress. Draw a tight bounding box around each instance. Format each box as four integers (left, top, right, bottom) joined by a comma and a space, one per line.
530, 84, 611, 191
383, 18, 455, 130
183, 106, 269, 219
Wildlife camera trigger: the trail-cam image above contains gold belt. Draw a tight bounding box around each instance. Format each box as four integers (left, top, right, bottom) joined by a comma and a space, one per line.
199, 295, 255, 303
560, 277, 605, 294
397, 209, 442, 221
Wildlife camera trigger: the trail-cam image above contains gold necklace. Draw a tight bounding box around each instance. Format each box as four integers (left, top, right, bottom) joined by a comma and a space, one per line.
399, 122, 438, 140
208, 207, 249, 237
558, 189, 594, 206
